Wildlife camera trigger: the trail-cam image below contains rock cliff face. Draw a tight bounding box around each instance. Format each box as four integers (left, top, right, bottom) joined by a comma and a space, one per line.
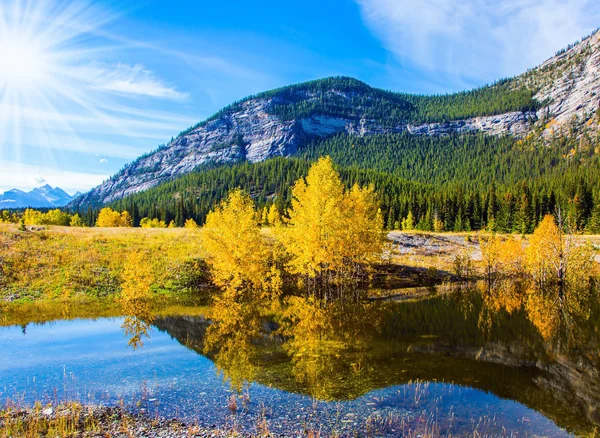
75, 31, 600, 206
527, 30, 600, 135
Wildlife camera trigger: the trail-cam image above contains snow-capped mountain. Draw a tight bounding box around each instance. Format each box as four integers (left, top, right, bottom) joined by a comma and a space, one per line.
0, 185, 75, 209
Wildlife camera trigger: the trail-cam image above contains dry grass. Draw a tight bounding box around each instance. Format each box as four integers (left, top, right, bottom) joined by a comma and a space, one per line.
388, 230, 600, 276
0, 224, 206, 301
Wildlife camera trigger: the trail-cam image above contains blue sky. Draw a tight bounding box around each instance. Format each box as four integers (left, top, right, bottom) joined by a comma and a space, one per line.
1, 0, 599, 194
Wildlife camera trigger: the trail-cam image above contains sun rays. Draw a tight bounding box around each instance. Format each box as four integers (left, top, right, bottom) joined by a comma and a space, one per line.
0, 0, 194, 192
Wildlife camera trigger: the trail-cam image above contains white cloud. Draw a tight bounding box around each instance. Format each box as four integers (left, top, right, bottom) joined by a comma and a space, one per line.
0, 160, 108, 194
72, 63, 189, 100
99, 158, 107, 163
356, 0, 600, 83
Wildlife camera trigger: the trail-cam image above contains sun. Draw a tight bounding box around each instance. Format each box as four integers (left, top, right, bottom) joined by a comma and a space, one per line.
0, 0, 118, 155
0, 36, 48, 88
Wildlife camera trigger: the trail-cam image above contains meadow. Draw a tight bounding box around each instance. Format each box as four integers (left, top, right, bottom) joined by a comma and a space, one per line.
0, 224, 208, 303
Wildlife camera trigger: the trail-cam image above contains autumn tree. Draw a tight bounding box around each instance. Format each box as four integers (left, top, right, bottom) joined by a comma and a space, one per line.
267, 204, 280, 226
524, 214, 597, 340
480, 233, 525, 285
202, 189, 282, 389
401, 211, 415, 231
23, 209, 43, 225
184, 218, 198, 229
140, 217, 167, 228
202, 188, 280, 294
120, 250, 155, 349
70, 213, 85, 227
278, 156, 384, 301
96, 208, 132, 227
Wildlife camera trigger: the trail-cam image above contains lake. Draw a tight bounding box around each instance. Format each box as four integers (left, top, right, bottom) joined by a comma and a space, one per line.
1, 285, 599, 436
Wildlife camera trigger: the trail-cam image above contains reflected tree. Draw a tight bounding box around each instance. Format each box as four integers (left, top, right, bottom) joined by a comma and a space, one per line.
120, 250, 155, 349
524, 214, 597, 344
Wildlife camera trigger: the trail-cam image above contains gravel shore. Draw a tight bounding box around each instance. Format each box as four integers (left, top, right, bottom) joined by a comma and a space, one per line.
0, 404, 256, 437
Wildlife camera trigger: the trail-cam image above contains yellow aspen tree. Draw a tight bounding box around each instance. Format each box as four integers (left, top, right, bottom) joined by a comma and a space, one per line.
525, 215, 563, 289
480, 233, 502, 284
267, 204, 280, 226
202, 188, 277, 293
96, 208, 123, 227
279, 156, 384, 300
70, 213, 85, 227
140, 218, 167, 228
401, 211, 414, 231
23, 208, 43, 225
184, 218, 198, 229
524, 214, 596, 339
261, 206, 269, 226
280, 157, 347, 283
120, 211, 133, 227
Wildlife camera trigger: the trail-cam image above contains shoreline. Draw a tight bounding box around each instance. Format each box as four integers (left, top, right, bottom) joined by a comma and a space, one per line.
0, 403, 252, 438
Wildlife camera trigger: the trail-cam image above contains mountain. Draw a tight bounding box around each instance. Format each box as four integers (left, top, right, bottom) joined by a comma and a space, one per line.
74, 30, 600, 208
0, 185, 75, 209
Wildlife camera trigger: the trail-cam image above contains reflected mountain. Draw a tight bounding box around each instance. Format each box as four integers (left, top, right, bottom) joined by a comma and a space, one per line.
152, 286, 600, 435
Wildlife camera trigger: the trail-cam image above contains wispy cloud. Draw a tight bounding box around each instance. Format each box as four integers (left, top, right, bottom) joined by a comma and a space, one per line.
99, 158, 107, 163
71, 63, 189, 100
356, 0, 600, 83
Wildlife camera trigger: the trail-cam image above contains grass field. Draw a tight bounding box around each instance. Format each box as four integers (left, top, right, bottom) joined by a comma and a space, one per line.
0, 224, 207, 302
1, 224, 598, 303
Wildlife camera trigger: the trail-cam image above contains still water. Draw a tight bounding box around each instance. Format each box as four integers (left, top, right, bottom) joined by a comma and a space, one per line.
1, 286, 598, 437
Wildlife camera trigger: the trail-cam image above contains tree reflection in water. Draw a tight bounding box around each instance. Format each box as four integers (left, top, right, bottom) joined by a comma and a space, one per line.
120, 251, 155, 349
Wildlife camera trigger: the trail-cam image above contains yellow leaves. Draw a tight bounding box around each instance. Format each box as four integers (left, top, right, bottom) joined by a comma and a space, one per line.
279, 156, 384, 295
401, 212, 414, 231
525, 215, 562, 287
69, 214, 84, 227
120, 250, 154, 300
202, 188, 279, 296
522, 214, 597, 340
96, 208, 132, 227
23, 208, 71, 226
139, 217, 166, 228
267, 204, 280, 226
480, 233, 524, 282
184, 218, 198, 229
120, 250, 155, 349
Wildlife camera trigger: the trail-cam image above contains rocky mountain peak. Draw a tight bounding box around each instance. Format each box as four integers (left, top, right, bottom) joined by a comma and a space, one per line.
74, 33, 600, 207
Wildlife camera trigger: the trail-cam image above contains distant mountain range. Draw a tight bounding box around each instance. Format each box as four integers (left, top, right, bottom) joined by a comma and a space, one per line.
0, 185, 79, 209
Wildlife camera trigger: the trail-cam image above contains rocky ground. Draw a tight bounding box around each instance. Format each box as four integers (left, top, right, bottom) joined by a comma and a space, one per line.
0, 404, 257, 437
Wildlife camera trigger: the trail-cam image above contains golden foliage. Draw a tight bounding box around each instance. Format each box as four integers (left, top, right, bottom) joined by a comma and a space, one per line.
525, 215, 563, 288
184, 218, 198, 229
139, 217, 167, 228
23, 208, 71, 226
69, 214, 85, 227
95, 208, 132, 227
278, 156, 384, 298
480, 234, 524, 283
267, 204, 280, 226
523, 215, 597, 340
119, 250, 155, 349
202, 188, 280, 295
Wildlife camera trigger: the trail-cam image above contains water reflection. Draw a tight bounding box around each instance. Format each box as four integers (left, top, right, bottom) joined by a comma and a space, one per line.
4, 280, 598, 435
167, 281, 599, 434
